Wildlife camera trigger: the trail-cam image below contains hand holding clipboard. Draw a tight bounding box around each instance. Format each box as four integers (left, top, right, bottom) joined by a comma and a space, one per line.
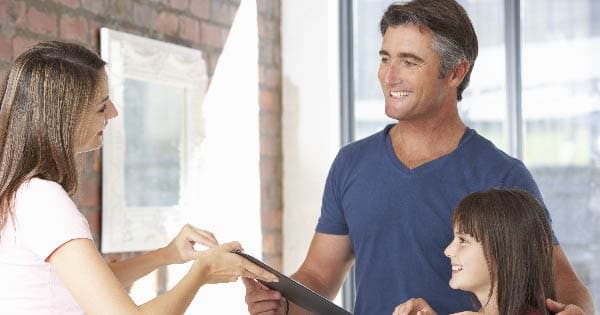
234, 250, 352, 315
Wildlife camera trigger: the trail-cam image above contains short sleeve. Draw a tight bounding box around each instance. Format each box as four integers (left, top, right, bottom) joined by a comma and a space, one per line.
501, 161, 559, 245
316, 149, 349, 235
14, 179, 92, 261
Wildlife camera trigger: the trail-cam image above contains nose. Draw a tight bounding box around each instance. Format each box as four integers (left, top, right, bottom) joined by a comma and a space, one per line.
106, 100, 119, 120
379, 61, 401, 86
444, 240, 456, 258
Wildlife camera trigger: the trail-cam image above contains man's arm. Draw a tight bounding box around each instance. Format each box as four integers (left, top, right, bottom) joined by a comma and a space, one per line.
243, 232, 354, 315
548, 245, 596, 314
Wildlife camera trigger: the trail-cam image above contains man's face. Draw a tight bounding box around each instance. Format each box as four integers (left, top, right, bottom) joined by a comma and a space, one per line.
378, 24, 455, 122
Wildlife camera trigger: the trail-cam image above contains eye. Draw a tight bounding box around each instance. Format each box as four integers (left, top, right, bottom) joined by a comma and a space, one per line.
458, 236, 468, 244
403, 60, 418, 67
98, 103, 107, 113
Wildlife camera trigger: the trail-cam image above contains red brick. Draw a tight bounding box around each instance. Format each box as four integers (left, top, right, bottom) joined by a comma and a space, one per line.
88, 20, 102, 50
205, 52, 219, 76
262, 255, 281, 271
133, 3, 156, 29
265, 66, 280, 88
257, 0, 272, 17
259, 111, 281, 137
27, 7, 58, 36
82, 208, 100, 234
179, 16, 199, 43
260, 134, 281, 157
199, 21, 224, 48
259, 89, 280, 112
0, 33, 11, 61
81, 0, 105, 15
262, 232, 281, 256
156, 11, 178, 36
260, 208, 282, 230
272, 0, 280, 19
76, 174, 100, 208
0, 0, 8, 21
211, 1, 237, 26
190, 0, 210, 19
60, 14, 88, 43
54, 0, 80, 9
169, 0, 188, 11
109, 0, 133, 20
272, 41, 281, 66
258, 19, 279, 41
15, 1, 26, 28
12, 36, 37, 59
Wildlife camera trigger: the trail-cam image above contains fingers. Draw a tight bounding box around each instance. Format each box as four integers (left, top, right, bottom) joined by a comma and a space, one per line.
546, 298, 566, 312
182, 224, 219, 248
219, 241, 243, 253
238, 257, 278, 283
392, 298, 436, 315
242, 276, 270, 291
243, 278, 284, 315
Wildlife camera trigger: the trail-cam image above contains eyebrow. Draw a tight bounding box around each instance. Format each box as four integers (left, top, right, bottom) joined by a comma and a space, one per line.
378, 50, 425, 63
97, 96, 109, 105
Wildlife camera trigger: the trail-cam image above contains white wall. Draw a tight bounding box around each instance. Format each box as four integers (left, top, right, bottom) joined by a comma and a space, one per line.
281, 0, 341, 274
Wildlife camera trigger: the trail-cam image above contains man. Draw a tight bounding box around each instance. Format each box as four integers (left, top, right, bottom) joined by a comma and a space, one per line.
244, 0, 595, 314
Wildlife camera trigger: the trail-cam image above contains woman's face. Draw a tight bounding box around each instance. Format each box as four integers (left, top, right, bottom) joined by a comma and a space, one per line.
444, 230, 493, 303
75, 69, 118, 153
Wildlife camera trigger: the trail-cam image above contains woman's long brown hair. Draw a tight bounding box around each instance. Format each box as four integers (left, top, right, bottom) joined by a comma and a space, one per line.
0, 41, 106, 232
452, 189, 555, 315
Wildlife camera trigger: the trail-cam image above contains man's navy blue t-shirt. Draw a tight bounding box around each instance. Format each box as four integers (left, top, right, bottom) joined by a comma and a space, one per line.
316, 124, 555, 315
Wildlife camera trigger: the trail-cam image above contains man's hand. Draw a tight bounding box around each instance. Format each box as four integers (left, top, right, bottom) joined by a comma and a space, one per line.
392, 298, 437, 315
547, 298, 586, 315
242, 277, 287, 314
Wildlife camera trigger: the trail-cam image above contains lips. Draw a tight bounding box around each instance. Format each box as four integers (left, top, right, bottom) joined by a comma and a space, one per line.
451, 264, 463, 273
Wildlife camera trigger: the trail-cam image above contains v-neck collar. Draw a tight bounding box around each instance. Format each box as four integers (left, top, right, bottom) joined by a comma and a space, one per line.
383, 124, 475, 175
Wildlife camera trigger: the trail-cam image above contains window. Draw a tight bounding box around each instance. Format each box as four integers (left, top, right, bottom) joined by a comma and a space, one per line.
344, 0, 600, 309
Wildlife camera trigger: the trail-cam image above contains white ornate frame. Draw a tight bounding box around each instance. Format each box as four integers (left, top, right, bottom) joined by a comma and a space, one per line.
100, 28, 208, 253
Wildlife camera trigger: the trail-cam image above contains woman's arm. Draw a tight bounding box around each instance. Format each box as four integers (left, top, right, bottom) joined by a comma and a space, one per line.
49, 238, 277, 315
108, 224, 218, 288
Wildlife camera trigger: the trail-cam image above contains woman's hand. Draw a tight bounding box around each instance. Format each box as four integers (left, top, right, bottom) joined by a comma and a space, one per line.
192, 242, 278, 284
392, 298, 437, 315
162, 224, 219, 265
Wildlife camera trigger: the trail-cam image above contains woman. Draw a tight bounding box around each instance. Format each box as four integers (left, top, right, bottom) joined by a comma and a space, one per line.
0, 41, 277, 314
393, 189, 555, 315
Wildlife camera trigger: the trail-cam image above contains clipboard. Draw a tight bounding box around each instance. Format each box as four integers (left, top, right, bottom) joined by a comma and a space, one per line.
234, 251, 353, 315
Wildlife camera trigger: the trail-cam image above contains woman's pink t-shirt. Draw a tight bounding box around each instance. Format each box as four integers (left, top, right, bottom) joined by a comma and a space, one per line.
0, 178, 92, 314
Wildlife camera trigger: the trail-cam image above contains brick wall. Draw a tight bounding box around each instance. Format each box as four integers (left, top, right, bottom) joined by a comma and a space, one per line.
0, 0, 283, 275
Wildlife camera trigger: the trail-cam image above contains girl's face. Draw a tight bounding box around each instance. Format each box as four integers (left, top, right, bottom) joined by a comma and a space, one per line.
75, 69, 118, 153
444, 230, 493, 303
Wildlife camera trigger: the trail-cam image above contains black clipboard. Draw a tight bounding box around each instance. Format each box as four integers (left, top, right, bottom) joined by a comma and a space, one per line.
234, 251, 353, 315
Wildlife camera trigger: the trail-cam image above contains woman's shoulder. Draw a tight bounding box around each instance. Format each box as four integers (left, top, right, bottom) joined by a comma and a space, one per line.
15, 178, 74, 213
18, 177, 69, 196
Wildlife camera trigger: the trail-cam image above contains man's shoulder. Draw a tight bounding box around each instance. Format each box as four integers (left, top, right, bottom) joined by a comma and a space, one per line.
461, 129, 523, 166
340, 125, 389, 155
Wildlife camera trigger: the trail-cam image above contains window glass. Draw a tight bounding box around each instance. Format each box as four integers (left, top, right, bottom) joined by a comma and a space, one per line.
521, 0, 600, 306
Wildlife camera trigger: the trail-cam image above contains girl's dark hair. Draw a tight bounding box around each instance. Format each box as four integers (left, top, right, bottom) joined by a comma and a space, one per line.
380, 0, 478, 101
452, 189, 555, 315
0, 41, 106, 232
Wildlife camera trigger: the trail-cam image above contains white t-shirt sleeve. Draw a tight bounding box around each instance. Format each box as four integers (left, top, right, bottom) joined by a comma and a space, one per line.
14, 178, 93, 261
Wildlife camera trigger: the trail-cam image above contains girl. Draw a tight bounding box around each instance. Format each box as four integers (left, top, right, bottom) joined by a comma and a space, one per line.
0, 41, 277, 315
393, 189, 555, 315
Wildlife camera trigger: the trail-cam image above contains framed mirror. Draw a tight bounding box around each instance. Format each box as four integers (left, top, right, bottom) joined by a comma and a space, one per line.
100, 28, 208, 253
